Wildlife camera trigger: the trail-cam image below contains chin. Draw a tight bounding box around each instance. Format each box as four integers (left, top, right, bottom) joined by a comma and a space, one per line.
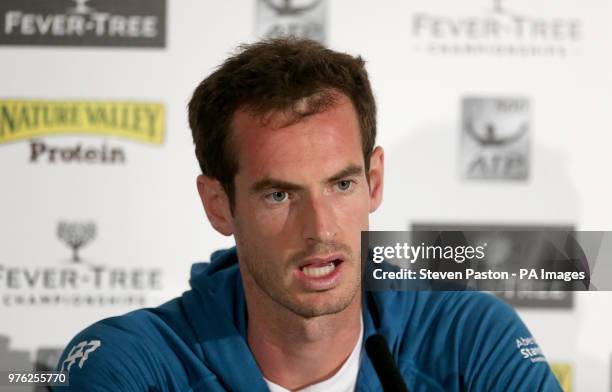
288, 290, 358, 318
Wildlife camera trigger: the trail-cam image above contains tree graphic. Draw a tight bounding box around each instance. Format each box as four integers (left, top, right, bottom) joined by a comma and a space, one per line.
69, 0, 95, 15
57, 222, 96, 263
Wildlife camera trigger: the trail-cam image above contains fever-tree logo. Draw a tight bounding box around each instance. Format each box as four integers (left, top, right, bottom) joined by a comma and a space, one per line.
68, 0, 94, 15
57, 221, 96, 263
411, 0, 583, 57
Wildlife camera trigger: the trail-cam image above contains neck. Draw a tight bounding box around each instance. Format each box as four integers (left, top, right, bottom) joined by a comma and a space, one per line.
245, 284, 362, 390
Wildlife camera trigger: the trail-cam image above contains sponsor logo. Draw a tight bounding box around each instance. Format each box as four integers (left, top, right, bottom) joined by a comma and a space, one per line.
0, 221, 164, 307
60, 340, 101, 372
0, 0, 166, 47
256, 0, 327, 43
0, 100, 164, 144
411, 0, 583, 57
516, 336, 546, 363
461, 97, 530, 180
0, 100, 164, 164
29, 139, 126, 164
57, 222, 96, 263
261, 0, 322, 16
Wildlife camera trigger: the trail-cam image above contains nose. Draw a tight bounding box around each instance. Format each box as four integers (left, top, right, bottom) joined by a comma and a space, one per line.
300, 192, 339, 244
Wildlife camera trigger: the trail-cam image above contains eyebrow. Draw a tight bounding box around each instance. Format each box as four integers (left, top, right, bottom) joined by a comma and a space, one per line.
249, 164, 364, 194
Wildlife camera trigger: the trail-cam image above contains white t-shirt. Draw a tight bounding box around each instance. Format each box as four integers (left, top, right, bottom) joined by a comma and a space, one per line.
263, 318, 364, 392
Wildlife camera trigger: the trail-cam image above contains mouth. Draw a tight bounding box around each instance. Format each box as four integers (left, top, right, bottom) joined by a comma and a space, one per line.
300, 258, 343, 278
295, 254, 345, 290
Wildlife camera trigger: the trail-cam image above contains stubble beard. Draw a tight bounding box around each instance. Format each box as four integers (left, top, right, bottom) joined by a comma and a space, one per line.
241, 245, 361, 319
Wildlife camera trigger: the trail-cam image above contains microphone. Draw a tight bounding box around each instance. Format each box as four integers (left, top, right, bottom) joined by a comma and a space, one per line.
365, 334, 409, 392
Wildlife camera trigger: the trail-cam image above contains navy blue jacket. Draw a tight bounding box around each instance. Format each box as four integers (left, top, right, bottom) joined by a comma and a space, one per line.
55, 248, 562, 391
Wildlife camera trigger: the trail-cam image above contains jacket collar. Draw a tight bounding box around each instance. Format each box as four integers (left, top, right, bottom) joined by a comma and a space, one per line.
187, 247, 386, 391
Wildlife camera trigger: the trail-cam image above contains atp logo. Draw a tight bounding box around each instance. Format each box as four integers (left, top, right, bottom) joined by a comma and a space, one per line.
256, 0, 327, 43
261, 0, 322, 16
60, 340, 101, 372
465, 120, 528, 147
461, 97, 530, 180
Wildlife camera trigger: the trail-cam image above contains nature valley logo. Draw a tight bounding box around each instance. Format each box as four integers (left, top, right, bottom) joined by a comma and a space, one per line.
0, 100, 164, 145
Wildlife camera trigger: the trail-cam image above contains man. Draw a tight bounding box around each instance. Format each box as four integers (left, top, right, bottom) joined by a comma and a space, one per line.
55, 38, 562, 391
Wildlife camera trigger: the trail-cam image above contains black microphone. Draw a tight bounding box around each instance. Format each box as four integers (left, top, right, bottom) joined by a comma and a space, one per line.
365, 334, 409, 392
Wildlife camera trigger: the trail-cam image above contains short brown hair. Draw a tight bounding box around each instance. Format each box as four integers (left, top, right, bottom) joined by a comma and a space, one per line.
188, 37, 376, 206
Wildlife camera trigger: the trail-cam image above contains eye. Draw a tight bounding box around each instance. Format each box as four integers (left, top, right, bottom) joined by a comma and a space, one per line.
336, 180, 354, 192
266, 191, 289, 203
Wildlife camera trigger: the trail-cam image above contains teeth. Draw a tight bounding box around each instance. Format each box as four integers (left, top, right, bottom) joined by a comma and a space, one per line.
302, 262, 335, 277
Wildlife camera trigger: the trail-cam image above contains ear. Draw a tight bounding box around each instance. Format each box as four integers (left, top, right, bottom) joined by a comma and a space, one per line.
367, 146, 384, 213
196, 175, 234, 236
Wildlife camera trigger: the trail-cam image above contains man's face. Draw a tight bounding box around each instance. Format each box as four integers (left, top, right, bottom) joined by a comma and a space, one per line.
227, 94, 382, 318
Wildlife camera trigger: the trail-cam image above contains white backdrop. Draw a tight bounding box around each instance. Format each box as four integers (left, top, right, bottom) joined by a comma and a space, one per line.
0, 0, 611, 391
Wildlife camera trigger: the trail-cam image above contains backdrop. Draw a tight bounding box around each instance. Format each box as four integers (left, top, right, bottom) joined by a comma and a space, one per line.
0, 1, 610, 391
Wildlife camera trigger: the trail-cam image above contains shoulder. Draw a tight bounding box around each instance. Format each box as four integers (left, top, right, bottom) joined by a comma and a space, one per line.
370, 290, 561, 391
372, 290, 530, 352
371, 289, 516, 330
55, 298, 195, 391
